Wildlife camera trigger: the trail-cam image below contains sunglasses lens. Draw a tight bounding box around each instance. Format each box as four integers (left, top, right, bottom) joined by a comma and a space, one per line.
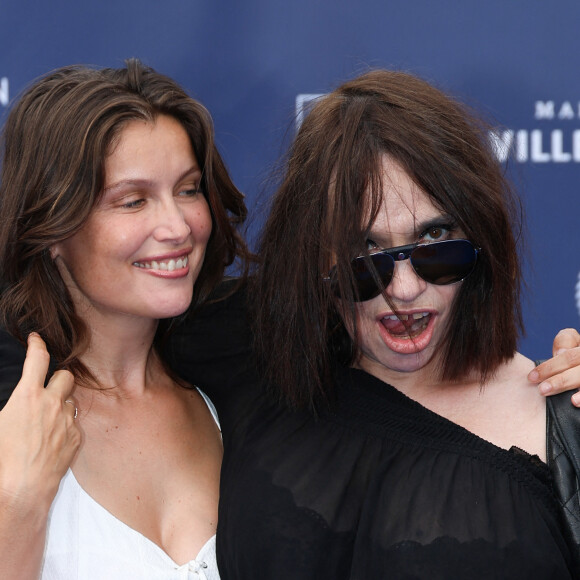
352, 253, 395, 301
340, 239, 478, 302
411, 240, 477, 285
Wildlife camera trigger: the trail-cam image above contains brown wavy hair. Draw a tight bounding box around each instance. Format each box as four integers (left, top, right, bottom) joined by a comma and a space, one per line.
0, 58, 250, 382
252, 69, 523, 409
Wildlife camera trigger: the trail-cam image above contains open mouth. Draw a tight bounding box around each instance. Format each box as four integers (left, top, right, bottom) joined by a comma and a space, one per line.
380, 312, 431, 339
133, 256, 189, 271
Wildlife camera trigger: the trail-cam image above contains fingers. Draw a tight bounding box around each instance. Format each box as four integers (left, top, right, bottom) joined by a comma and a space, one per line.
17, 334, 76, 423
63, 399, 78, 420
528, 328, 580, 406
46, 369, 75, 401
551, 328, 580, 356
17, 333, 51, 394
58, 411, 82, 463
530, 347, 580, 404
18, 333, 74, 396
21, 332, 78, 425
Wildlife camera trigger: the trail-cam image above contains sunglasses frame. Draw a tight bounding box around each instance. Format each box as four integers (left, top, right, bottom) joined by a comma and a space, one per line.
325, 239, 480, 302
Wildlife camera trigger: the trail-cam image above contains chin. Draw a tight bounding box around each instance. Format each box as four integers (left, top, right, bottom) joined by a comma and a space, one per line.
380, 350, 435, 374
150, 296, 193, 319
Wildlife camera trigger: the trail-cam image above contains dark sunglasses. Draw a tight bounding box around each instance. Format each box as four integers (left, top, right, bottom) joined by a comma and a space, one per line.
326, 239, 479, 302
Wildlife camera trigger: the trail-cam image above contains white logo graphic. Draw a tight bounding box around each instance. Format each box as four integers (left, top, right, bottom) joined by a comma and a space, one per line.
0, 78, 9, 107
295, 94, 323, 128
535, 101, 580, 120
490, 129, 580, 163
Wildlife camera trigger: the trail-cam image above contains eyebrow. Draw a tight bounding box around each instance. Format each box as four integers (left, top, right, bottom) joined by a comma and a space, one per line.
103, 165, 202, 194
413, 214, 456, 235
368, 214, 457, 247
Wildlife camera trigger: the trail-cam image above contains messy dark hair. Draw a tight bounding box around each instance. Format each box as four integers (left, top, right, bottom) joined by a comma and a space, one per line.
252, 69, 523, 408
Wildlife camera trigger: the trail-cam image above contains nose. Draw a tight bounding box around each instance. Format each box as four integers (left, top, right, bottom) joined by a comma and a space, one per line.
385, 258, 427, 302
153, 197, 191, 243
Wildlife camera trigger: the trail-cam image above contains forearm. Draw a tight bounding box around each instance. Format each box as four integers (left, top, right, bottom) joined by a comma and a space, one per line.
0, 493, 49, 580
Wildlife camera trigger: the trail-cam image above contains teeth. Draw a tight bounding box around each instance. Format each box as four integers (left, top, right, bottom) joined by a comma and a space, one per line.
383, 312, 428, 321
133, 256, 189, 271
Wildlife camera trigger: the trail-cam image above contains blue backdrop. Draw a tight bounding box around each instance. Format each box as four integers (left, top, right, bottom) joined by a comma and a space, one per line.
1, 0, 579, 360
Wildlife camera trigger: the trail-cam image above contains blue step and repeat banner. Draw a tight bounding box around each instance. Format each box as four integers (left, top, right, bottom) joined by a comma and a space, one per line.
1, 0, 579, 360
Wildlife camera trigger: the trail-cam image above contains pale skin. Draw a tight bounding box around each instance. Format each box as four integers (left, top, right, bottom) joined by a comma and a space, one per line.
0, 114, 221, 578
352, 155, 577, 462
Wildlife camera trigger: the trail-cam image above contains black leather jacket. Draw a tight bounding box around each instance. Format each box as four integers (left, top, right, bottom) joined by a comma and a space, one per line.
547, 390, 580, 574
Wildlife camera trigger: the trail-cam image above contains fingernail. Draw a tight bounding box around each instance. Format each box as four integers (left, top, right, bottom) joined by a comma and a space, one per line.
539, 382, 552, 395
573, 392, 580, 407
555, 348, 568, 356
528, 370, 539, 382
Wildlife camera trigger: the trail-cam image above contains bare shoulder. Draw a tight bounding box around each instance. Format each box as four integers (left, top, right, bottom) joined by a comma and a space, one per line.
500, 351, 536, 378
490, 352, 545, 417
487, 352, 547, 460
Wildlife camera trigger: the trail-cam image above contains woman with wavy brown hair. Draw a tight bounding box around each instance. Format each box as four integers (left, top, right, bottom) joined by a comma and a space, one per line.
0, 59, 248, 579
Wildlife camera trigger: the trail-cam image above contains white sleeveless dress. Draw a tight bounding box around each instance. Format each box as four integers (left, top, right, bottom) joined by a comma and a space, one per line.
39, 390, 221, 580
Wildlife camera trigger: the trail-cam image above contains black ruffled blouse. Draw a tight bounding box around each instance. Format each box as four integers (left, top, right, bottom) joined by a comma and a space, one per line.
163, 288, 574, 579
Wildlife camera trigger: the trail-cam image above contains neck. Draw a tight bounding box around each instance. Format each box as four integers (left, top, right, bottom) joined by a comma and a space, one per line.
353, 352, 492, 417
355, 355, 443, 394
77, 312, 162, 398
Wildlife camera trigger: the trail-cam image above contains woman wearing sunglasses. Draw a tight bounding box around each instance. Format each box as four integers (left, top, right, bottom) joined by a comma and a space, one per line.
162, 69, 580, 579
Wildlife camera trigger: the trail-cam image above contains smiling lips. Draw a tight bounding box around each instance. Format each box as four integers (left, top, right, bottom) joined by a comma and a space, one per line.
133, 255, 189, 272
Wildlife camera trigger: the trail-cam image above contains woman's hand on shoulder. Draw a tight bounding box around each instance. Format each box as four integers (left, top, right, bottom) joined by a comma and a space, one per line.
528, 328, 580, 405
0, 333, 81, 512
0, 333, 81, 579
